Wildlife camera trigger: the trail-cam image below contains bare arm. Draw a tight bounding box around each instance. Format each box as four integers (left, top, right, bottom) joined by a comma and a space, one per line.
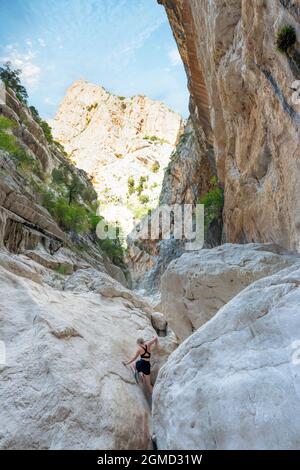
123, 348, 141, 366
146, 336, 158, 349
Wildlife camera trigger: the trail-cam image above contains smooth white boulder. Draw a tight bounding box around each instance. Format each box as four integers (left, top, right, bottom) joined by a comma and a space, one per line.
161, 243, 298, 341
0, 264, 176, 449
153, 263, 300, 449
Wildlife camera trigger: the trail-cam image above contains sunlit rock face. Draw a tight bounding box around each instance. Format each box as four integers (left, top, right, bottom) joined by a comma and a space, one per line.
159, 0, 300, 251
0, 86, 127, 285
153, 261, 300, 450
126, 118, 218, 292
160, 243, 299, 342
51, 80, 184, 236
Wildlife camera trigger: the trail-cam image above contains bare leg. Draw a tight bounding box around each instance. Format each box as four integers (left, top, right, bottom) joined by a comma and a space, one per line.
143, 374, 153, 394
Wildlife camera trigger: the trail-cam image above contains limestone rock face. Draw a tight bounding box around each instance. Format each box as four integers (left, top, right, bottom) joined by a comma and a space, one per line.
153, 262, 300, 449
159, 118, 213, 206
51, 80, 184, 236
0, 262, 176, 449
159, 0, 300, 251
126, 117, 221, 293
0, 86, 125, 285
160, 243, 298, 341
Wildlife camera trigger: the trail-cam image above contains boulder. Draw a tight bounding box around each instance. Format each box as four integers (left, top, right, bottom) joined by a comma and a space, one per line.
153, 262, 300, 449
0, 264, 176, 449
161, 243, 298, 341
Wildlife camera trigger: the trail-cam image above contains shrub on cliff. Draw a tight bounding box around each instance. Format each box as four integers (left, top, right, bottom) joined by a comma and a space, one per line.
99, 237, 125, 267
127, 176, 135, 195
41, 190, 92, 234
0, 116, 17, 131
36, 164, 99, 235
136, 175, 148, 195
200, 177, 224, 231
139, 194, 149, 204
0, 117, 42, 174
276, 25, 297, 53
52, 166, 86, 205
29, 106, 55, 144
151, 161, 160, 173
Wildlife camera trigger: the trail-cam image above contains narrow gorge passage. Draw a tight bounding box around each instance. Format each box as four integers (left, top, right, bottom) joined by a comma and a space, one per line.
1, 0, 300, 454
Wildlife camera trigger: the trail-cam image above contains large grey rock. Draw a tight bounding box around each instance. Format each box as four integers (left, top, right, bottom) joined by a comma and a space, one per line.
153, 262, 300, 450
161, 243, 298, 341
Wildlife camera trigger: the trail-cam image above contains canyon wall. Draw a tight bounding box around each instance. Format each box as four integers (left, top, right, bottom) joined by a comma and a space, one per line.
0, 86, 127, 283
159, 0, 300, 251
0, 86, 177, 449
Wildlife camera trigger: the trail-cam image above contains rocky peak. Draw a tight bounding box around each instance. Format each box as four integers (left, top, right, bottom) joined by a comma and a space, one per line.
51, 80, 184, 235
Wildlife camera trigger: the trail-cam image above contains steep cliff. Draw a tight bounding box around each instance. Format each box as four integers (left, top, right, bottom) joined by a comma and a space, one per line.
159, 0, 300, 251
0, 83, 177, 449
0, 85, 126, 284
51, 80, 184, 235
126, 118, 221, 292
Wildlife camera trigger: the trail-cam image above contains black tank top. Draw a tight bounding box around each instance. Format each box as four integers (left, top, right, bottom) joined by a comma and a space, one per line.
140, 344, 151, 359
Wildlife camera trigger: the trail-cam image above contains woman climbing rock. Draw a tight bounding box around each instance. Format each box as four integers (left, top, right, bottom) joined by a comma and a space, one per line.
123, 336, 158, 394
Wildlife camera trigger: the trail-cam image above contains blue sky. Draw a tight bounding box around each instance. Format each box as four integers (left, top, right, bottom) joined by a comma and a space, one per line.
0, 0, 189, 119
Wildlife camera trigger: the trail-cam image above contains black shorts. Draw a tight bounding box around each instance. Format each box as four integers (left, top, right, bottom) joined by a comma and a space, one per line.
136, 359, 151, 376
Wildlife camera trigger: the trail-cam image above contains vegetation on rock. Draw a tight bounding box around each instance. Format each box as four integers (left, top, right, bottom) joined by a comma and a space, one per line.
151, 161, 160, 173
276, 25, 297, 53
200, 176, 224, 231
0, 65, 126, 267
0, 115, 42, 176
0, 61, 28, 104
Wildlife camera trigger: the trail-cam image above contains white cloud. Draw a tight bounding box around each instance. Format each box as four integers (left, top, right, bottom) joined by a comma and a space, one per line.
44, 97, 56, 106
1, 43, 41, 86
168, 48, 181, 67
22, 63, 41, 85
38, 38, 46, 48
105, 16, 166, 70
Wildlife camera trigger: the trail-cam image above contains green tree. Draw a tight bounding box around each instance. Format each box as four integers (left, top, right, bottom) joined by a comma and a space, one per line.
52, 168, 66, 185
51, 167, 85, 205
82, 186, 97, 204
40, 121, 54, 144
29, 105, 40, 122
0, 62, 28, 104
151, 161, 160, 173
67, 174, 85, 205
200, 177, 224, 230
127, 176, 135, 195
29, 105, 54, 144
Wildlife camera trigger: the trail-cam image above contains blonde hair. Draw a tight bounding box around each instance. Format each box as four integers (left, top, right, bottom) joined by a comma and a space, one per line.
137, 337, 145, 345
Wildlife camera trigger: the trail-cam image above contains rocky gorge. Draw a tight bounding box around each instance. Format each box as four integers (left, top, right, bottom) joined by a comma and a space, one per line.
1, 0, 300, 451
